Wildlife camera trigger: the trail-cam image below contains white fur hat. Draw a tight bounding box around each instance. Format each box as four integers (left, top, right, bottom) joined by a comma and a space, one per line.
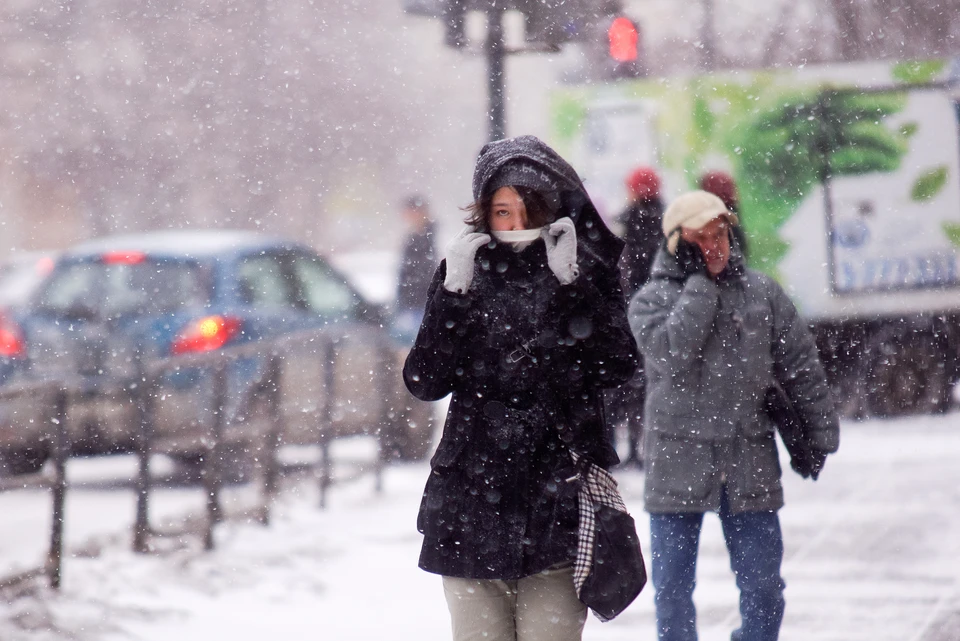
662, 190, 739, 254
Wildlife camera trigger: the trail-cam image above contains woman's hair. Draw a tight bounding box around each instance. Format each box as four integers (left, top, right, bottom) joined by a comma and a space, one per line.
463, 185, 554, 232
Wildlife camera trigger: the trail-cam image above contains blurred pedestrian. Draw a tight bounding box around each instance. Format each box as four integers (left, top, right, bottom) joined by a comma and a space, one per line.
386, 194, 440, 460
699, 170, 748, 259
618, 166, 664, 297
392, 194, 437, 345
607, 166, 664, 467
628, 190, 840, 641
404, 135, 639, 641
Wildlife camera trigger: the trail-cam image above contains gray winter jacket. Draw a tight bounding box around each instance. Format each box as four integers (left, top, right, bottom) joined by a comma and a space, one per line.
628, 246, 839, 514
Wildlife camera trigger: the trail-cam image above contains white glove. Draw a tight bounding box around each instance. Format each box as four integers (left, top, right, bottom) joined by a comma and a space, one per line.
542, 217, 579, 285
443, 227, 491, 294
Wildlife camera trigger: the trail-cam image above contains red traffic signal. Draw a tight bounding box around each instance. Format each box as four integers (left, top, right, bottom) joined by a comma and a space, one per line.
607, 16, 638, 63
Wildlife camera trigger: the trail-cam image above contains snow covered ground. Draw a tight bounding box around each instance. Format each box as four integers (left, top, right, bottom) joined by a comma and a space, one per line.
1, 412, 959, 641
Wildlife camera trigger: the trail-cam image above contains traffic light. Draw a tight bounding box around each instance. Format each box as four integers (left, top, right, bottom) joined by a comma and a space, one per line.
608, 17, 637, 63
606, 16, 643, 78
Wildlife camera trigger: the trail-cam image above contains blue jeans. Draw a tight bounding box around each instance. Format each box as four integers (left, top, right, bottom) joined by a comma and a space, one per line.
649, 491, 785, 641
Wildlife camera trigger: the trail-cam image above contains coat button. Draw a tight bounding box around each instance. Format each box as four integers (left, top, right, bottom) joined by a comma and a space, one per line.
483, 400, 507, 421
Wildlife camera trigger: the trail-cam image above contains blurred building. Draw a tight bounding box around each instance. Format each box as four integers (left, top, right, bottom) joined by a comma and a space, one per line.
2, 0, 959, 259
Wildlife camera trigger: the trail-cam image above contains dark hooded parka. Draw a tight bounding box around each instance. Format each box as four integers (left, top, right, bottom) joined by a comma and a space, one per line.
404, 136, 639, 580
628, 243, 839, 515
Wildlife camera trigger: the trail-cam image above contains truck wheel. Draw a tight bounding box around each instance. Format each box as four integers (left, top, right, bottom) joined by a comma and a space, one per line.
866, 333, 949, 417
830, 371, 868, 420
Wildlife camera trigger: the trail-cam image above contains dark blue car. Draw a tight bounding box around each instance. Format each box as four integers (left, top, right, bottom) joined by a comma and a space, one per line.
0, 230, 433, 474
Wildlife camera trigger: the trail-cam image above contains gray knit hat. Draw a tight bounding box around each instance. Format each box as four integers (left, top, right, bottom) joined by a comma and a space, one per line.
483, 159, 561, 213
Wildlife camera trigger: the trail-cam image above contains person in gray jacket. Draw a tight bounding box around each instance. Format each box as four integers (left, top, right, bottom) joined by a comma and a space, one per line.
627, 190, 840, 641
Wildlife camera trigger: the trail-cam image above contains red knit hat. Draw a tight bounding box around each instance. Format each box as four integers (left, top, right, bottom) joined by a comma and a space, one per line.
625, 167, 661, 200
699, 171, 739, 211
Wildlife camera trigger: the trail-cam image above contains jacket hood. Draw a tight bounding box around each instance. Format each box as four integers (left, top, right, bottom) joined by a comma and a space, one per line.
472, 135, 624, 273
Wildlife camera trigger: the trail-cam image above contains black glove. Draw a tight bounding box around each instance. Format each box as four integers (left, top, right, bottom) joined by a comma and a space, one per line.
674, 238, 707, 278
808, 449, 828, 481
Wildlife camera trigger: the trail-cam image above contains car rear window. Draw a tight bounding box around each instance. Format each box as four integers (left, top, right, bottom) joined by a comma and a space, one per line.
37, 259, 210, 318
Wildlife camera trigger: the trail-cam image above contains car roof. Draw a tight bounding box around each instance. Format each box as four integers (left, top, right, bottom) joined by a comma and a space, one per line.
63, 229, 308, 261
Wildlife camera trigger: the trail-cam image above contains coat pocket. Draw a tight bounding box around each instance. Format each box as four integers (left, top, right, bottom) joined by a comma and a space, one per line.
417, 465, 462, 538
646, 406, 714, 441
645, 432, 715, 501
736, 433, 782, 498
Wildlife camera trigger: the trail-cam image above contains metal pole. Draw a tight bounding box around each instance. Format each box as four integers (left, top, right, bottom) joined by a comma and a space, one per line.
133, 356, 154, 554
486, 8, 506, 141
816, 92, 839, 294
258, 354, 283, 526
701, 0, 716, 71
203, 362, 227, 550
318, 338, 336, 509
372, 344, 390, 495
47, 388, 68, 589
319, 441, 331, 510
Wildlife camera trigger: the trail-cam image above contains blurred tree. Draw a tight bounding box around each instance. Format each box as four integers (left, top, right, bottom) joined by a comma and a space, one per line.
0, 0, 469, 251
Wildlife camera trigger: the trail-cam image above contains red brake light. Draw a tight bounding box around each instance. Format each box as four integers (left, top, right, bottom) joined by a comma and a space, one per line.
36, 256, 56, 275
171, 315, 242, 355
102, 251, 146, 265
0, 314, 25, 359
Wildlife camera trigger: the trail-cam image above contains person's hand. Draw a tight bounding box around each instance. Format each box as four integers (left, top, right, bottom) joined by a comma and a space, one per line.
808, 449, 828, 481
674, 238, 707, 278
443, 227, 490, 294
542, 217, 579, 285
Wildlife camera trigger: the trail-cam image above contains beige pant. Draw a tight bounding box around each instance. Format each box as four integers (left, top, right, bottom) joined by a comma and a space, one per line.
442, 564, 588, 641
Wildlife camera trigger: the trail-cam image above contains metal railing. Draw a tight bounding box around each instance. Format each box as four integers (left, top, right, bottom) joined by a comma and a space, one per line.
0, 326, 401, 587
0, 382, 68, 589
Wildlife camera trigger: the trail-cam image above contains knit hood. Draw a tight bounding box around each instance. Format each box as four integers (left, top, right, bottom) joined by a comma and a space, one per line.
472, 135, 624, 273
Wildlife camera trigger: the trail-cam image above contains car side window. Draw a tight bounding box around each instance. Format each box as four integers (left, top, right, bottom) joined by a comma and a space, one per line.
237, 254, 295, 308
290, 254, 357, 317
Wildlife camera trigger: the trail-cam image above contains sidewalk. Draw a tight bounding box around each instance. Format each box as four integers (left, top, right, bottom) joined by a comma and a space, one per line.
1, 413, 958, 641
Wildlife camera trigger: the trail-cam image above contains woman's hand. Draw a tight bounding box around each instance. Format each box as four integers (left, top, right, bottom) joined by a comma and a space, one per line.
542, 217, 579, 285
443, 227, 491, 294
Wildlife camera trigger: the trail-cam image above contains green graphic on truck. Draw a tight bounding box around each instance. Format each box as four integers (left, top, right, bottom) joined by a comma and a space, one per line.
551, 58, 960, 321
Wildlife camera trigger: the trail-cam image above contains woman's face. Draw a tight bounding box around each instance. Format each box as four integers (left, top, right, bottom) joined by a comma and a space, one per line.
488, 186, 530, 231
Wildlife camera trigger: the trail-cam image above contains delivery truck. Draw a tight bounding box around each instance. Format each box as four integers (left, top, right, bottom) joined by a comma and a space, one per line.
551, 57, 960, 417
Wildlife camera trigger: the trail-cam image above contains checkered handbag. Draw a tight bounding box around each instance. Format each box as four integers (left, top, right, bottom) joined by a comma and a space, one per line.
570, 453, 647, 622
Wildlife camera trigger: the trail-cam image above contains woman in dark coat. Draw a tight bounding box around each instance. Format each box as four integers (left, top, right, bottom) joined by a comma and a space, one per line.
403, 135, 638, 641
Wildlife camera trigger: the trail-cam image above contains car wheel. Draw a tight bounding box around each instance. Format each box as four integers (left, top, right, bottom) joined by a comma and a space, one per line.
168, 452, 206, 481
829, 369, 868, 420
170, 447, 253, 484
0, 448, 49, 476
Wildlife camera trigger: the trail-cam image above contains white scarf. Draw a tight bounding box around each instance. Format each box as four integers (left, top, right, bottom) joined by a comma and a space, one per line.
490, 227, 544, 252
